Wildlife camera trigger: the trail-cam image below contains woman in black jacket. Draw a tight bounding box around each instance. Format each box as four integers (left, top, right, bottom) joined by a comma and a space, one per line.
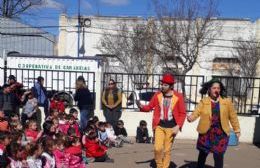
74, 76, 94, 131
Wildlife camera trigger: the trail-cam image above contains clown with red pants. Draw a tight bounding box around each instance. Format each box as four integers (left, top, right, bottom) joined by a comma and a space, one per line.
138, 73, 186, 168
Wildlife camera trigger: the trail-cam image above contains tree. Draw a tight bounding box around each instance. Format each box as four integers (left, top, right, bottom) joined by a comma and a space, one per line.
220, 37, 260, 114
228, 37, 260, 98
151, 0, 220, 75
232, 37, 260, 77
99, 22, 157, 74
150, 0, 221, 97
99, 21, 157, 88
99, 21, 158, 88
0, 0, 43, 18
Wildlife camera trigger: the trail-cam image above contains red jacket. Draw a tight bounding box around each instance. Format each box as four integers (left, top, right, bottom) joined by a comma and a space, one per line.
50, 100, 65, 113
140, 91, 186, 129
25, 129, 39, 142
59, 123, 81, 137
84, 138, 107, 158
65, 145, 82, 156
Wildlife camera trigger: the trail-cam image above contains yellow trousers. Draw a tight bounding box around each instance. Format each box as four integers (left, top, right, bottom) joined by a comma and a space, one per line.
154, 126, 175, 168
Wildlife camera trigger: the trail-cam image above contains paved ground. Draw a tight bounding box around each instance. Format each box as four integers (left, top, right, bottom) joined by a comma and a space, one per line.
88, 140, 260, 168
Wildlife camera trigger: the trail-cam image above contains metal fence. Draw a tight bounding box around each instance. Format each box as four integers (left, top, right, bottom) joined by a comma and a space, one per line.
3, 67, 96, 106
103, 73, 260, 115
102, 73, 205, 112
2, 67, 260, 115
213, 76, 260, 116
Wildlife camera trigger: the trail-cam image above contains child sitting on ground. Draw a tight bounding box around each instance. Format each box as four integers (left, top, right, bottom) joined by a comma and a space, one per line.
10, 130, 29, 147
6, 142, 27, 168
98, 122, 111, 147
21, 90, 38, 127
25, 120, 43, 142
53, 138, 69, 168
136, 120, 151, 143
46, 109, 59, 121
114, 120, 132, 144
69, 108, 79, 123
26, 142, 43, 168
41, 137, 56, 168
105, 122, 123, 148
67, 114, 81, 137
42, 120, 57, 139
65, 136, 86, 167
83, 131, 113, 163
50, 95, 65, 113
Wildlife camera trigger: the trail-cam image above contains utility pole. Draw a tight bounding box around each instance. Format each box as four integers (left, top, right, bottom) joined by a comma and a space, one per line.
3, 50, 7, 84
77, 0, 81, 58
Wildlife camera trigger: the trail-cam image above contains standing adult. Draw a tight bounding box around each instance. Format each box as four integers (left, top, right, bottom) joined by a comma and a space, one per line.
102, 79, 122, 128
7, 75, 23, 115
33, 76, 49, 119
137, 73, 186, 168
187, 78, 241, 168
0, 84, 20, 120
7, 75, 23, 96
74, 76, 93, 131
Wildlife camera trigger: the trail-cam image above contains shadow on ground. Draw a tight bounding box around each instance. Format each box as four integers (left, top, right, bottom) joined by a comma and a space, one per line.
136, 159, 177, 168
178, 160, 214, 168
136, 159, 215, 168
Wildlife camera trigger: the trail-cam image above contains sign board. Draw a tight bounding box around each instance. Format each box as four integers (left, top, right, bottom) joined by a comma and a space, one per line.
0, 55, 102, 92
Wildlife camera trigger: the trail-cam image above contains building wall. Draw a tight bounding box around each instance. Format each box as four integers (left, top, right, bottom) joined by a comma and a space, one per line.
0, 17, 55, 57
191, 19, 256, 77
58, 14, 145, 58
58, 14, 260, 76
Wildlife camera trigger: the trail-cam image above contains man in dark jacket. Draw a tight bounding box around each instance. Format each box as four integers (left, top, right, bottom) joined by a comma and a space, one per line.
0, 84, 20, 119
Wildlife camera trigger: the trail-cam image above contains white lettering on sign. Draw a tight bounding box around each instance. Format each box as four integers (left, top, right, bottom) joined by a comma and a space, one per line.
15, 63, 91, 72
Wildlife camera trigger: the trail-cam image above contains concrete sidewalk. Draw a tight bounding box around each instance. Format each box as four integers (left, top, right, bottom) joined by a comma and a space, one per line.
88, 140, 260, 168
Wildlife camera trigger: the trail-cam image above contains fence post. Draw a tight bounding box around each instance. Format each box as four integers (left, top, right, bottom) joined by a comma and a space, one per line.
94, 71, 102, 115
3, 50, 7, 84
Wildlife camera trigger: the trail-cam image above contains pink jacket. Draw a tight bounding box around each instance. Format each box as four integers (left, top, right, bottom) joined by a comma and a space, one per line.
53, 149, 69, 168
58, 121, 69, 134
66, 154, 86, 168
71, 123, 81, 137
65, 146, 86, 168
58, 123, 80, 137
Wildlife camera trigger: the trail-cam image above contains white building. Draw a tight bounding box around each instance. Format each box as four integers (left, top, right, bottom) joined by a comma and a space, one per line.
57, 15, 260, 143
58, 14, 260, 77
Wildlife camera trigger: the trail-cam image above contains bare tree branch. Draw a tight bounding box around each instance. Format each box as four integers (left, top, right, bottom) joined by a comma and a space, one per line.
152, 0, 221, 75
232, 37, 260, 77
0, 0, 43, 18
99, 21, 158, 74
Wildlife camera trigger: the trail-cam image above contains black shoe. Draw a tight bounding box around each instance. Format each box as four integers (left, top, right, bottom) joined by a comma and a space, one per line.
105, 158, 114, 163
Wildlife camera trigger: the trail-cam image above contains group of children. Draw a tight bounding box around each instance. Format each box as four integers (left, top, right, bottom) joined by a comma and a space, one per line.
0, 86, 154, 168
0, 106, 153, 168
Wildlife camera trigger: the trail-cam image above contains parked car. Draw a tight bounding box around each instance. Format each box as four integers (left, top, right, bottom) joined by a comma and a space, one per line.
248, 105, 260, 115
126, 89, 158, 109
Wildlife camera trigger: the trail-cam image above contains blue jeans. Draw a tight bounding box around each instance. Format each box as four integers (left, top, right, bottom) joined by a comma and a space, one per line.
80, 109, 90, 131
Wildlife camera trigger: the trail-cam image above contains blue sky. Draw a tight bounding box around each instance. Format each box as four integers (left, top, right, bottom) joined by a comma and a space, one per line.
20, 0, 260, 35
